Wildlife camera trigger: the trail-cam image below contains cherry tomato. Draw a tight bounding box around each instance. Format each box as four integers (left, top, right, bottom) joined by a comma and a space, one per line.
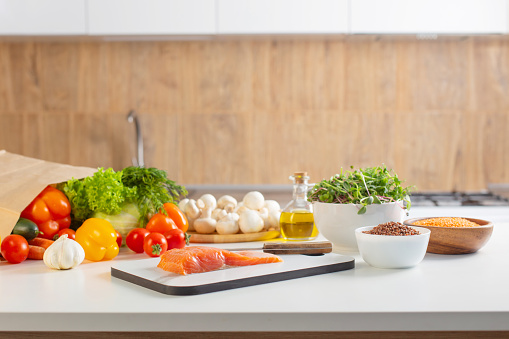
163, 229, 187, 250
145, 213, 178, 234
38, 220, 60, 240
143, 233, 168, 257
54, 228, 76, 241
1, 235, 29, 264
57, 215, 72, 230
126, 228, 150, 253
162, 203, 189, 233
115, 230, 122, 247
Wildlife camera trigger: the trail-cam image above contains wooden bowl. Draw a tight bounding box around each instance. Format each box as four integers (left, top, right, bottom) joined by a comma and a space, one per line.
403, 217, 494, 255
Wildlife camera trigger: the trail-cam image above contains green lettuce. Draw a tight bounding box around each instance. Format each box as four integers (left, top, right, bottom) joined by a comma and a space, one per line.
61, 166, 187, 227
62, 168, 137, 222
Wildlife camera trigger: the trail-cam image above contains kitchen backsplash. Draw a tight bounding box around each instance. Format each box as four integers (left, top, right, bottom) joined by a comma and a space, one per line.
0, 37, 508, 191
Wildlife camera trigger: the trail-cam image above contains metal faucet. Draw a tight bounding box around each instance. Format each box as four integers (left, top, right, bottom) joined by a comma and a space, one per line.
126, 110, 145, 167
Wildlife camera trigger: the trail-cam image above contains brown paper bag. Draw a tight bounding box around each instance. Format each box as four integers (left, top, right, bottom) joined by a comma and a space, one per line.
0, 150, 96, 240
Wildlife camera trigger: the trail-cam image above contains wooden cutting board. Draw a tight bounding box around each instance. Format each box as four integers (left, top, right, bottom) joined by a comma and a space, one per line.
111, 253, 355, 295
188, 230, 280, 243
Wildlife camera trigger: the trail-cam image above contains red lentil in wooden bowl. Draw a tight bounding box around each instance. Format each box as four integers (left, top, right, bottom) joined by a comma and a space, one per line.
403, 217, 494, 255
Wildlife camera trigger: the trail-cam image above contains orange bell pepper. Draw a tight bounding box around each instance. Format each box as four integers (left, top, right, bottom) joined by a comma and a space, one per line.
21, 186, 71, 239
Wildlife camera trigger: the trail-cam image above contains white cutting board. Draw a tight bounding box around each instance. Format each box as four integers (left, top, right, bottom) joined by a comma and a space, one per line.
111, 253, 355, 295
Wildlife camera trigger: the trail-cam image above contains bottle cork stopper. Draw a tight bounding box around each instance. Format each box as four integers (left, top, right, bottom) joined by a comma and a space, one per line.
294, 172, 308, 183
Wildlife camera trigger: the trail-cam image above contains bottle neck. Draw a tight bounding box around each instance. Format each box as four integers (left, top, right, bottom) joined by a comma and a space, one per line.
293, 182, 309, 202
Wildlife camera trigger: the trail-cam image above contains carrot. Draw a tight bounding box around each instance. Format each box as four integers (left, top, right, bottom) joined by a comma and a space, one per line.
29, 237, 54, 249
28, 245, 45, 260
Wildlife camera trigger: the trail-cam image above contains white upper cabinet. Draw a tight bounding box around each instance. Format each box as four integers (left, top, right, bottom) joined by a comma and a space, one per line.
87, 0, 216, 35
0, 0, 507, 37
0, 0, 86, 35
217, 0, 349, 34
351, 0, 508, 34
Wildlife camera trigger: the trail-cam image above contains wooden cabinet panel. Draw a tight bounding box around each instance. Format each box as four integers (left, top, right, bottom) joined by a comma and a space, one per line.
1, 38, 509, 190
0, 0, 86, 35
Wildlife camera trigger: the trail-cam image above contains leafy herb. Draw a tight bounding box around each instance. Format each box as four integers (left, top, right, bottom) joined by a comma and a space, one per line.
61, 166, 187, 226
121, 166, 187, 225
307, 165, 413, 214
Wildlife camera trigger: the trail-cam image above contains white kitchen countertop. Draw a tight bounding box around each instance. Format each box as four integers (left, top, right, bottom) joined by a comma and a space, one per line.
1, 206, 508, 332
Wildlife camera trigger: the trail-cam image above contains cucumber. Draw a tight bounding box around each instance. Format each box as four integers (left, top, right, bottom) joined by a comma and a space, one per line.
12, 218, 39, 241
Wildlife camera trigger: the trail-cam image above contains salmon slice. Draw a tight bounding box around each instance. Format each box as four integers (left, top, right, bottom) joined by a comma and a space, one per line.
157, 246, 283, 275
224, 251, 283, 266
157, 247, 225, 275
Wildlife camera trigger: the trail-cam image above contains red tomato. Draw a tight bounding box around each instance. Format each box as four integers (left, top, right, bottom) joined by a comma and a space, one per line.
1, 235, 29, 264
145, 213, 178, 234
38, 220, 60, 240
126, 228, 150, 253
115, 230, 122, 247
163, 229, 187, 250
54, 228, 76, 241
143, 233, 168, 257
162, 203, 189, 233
56, 215, 71, 230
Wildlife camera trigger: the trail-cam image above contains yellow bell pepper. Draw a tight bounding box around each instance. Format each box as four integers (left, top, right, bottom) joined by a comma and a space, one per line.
75, 218, 119, 261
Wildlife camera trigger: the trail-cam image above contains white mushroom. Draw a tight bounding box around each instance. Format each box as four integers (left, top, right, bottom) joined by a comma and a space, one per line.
264, 200, 281, 213
243, 191, 265, 210
216, 213, 240, 235
199, 194, 217, 211
184, 199, 201, 219
230, 212, 240, 222
268, 210, 281, 231
257, 207, 270, 229
217, 195, 237, 212
194, 208, 217, 234
234, 202, 248, 215
183, 199, 202, 232
178, 198, 189, 212
239, 210, 264, 234
211, 208, 227, 221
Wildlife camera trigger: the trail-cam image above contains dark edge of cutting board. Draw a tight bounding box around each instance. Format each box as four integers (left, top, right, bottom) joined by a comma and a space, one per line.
111, 258, 355, 296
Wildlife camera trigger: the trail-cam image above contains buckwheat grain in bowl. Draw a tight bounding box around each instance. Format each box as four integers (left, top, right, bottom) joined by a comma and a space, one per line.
355, 223, 430, 269
363, 221, 420, 236
404, 217, 494, 254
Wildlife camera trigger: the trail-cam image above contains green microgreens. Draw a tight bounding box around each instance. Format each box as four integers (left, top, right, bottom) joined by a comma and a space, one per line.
307, 165, 413, 214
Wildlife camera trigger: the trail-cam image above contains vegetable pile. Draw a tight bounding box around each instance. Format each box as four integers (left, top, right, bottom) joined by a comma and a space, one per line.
61, 166, 187, 227
307, 165, 413, 214
1, 166, 189, 265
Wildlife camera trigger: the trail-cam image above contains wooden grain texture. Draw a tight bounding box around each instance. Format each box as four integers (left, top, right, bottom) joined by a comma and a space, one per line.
0, 37, 508, 190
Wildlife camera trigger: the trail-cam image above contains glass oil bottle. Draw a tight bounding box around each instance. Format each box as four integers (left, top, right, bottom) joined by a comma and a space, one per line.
280, 172, 318, 241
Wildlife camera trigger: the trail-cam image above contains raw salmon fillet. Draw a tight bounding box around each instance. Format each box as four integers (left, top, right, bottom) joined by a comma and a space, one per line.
157, 246, 283, 275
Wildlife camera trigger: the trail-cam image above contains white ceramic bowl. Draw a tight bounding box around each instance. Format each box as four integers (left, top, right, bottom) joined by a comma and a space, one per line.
355, 225, 430, 269
313, 201, 407, 252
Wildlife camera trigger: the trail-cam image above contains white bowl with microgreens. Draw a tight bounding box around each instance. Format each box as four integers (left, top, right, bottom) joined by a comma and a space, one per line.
309, 166, 412, 252
355, 225, 430, 269
313, 201, 407, 252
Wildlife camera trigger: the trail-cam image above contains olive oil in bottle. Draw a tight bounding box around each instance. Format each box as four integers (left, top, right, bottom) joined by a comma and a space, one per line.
280, 210, 315, 239
280, 172, 318, 241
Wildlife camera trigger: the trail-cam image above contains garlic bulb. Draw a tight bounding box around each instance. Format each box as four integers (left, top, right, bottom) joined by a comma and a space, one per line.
43, 234, 85, 270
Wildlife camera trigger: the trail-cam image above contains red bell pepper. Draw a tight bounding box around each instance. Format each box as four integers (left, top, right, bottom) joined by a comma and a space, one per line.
21, 186, 71, 239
